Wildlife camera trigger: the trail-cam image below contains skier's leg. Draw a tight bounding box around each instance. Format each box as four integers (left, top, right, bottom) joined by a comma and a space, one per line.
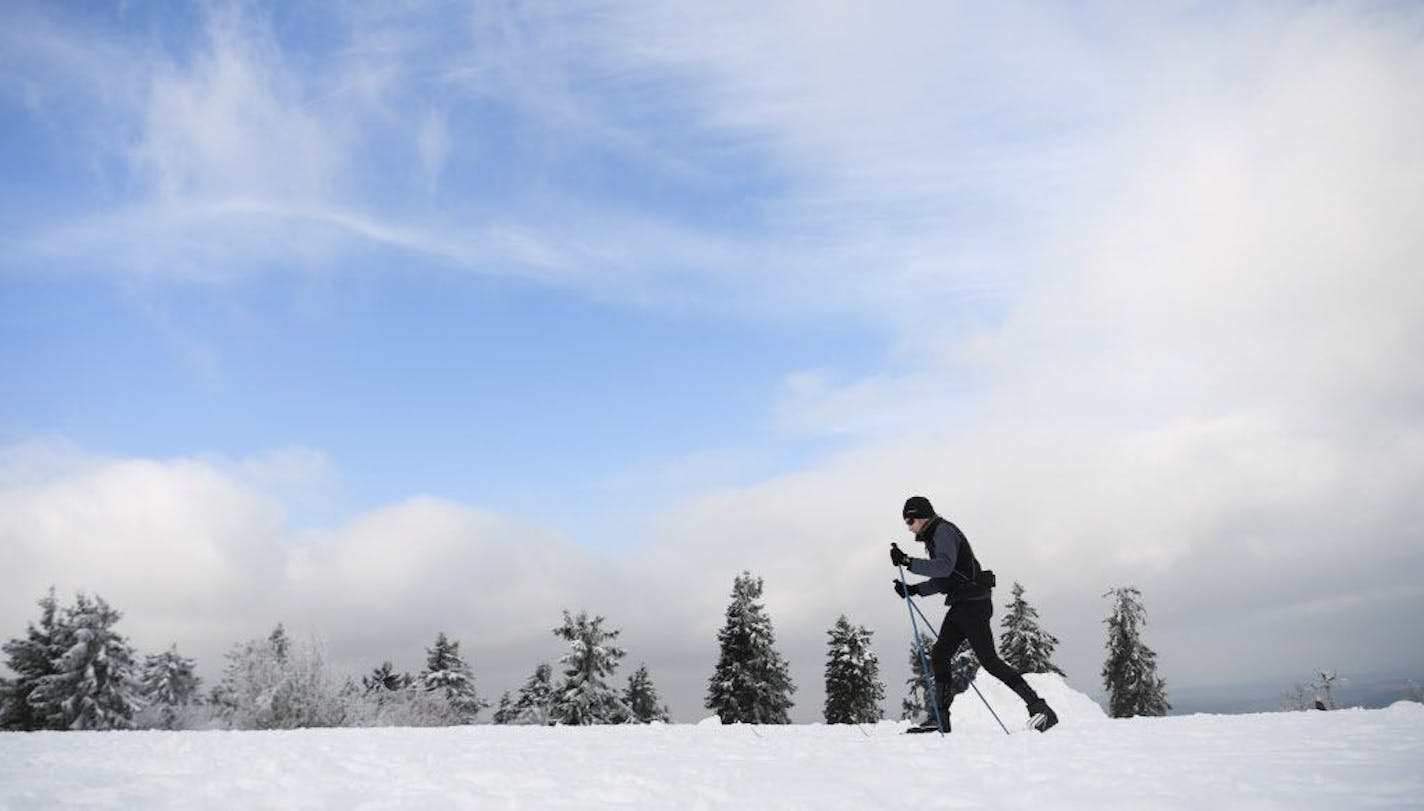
923, 610, 966, 730
961, 598, 1059, 731
930, 610, 967, 701
961, 599, 1035, 699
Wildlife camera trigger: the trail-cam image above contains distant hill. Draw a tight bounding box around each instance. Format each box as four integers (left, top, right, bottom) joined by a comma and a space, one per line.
1168, 675, 1424, 715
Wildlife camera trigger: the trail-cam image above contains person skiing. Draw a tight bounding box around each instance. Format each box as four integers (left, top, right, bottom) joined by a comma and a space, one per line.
892, 495, 1058, 733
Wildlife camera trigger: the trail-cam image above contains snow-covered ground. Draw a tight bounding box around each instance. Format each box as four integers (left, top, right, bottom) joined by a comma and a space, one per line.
3, 676, 1421, 809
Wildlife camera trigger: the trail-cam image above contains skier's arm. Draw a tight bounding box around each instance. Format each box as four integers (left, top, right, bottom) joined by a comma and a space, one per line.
907, 524, 958, 578
912, 579, 940, 596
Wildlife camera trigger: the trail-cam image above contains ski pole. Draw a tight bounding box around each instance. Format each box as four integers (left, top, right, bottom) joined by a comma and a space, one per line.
898, 563, 946, 736
908, 599, 1012, 736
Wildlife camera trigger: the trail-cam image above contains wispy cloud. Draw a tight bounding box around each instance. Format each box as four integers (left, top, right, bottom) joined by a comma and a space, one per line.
2, 1, 1086, 326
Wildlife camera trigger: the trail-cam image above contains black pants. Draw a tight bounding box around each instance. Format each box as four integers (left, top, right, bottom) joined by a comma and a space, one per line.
931, 598, 1038, 709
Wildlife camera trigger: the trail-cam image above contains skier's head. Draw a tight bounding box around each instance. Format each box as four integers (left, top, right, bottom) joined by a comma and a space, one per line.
902, 495, 935, 535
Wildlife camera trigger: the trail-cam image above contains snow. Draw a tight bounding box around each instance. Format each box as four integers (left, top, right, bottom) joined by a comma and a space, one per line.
2, 677, 1421, 809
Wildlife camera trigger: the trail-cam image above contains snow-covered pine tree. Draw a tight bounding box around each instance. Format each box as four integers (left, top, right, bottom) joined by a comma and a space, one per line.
901, 635, 932, 720
419, 632, 487, 723
511, 663, 556, 725
551, 610, 629, 725
267, 624, 290, 661
492, 692, 517, 724
998, 581, 1065, 676
705, 571, 796, 724
1, 588, 64, 730
1102, 586, 1170, 718
823, 615, 884, 724
624, 663, 670, 723
28, 593, 140, 730
363, 661, 411, 694
136, 644, 201, 729
139, 645, 201, 706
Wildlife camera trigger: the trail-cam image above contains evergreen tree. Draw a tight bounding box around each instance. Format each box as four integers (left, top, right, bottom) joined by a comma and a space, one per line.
491, 692, 517, 725
1, 588, 64, 730
705, 571, 796, 724
1102, 586, 1170, 718
998, 582, 1065, 676
419, 633, 487, 723
823, 615, 884, 724
267, 624, 291, 662
901, 635, 933, 720
511, 663, 556, 725
363, 661, 411, 694
28, 593, 140, 730
136, 645, 201, 728
623, 663, 670, 723
551, 611, 629, 725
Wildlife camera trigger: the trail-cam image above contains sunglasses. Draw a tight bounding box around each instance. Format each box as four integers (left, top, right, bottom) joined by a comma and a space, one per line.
905, 517, 918, 526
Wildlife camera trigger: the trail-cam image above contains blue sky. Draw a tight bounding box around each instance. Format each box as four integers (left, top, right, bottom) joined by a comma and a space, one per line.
1, 264, 877, 537
3, 1, 1423, 721
0, 0, 898, 538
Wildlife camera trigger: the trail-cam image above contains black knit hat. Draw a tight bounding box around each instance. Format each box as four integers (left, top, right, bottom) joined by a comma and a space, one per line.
902, 495, 935, 520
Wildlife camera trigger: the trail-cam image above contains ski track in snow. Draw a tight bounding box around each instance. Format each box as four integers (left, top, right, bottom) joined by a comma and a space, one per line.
2, 677, 1421, 809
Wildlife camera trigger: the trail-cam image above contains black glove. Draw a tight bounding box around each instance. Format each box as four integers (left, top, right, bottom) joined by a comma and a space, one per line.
890, 543, 909, 567
893, 580, 916, 599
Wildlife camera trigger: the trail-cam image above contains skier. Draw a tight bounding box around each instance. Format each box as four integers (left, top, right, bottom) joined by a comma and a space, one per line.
892, 495, 1058, 733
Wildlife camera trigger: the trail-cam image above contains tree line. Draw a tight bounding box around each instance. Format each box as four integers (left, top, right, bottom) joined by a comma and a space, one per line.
1, 573, 1173, 731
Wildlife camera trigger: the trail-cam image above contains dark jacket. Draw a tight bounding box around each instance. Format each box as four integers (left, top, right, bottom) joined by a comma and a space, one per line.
907, 517, 991, 604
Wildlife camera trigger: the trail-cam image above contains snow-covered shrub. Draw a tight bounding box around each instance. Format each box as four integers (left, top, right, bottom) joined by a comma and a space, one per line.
214, 625, 349, 730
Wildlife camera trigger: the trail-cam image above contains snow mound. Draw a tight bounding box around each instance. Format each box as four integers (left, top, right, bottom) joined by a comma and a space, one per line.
1384, 700, 1424, 719
941, 672, 1106, 732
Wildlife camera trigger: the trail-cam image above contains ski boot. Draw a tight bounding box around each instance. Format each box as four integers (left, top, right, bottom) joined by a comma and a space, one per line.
906, 683, 953, 734
1026, 698, 1058, 732
905, 714, 949, 734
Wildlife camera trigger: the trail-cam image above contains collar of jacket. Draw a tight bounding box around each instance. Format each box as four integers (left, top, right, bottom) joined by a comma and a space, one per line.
915, 515, 943, 551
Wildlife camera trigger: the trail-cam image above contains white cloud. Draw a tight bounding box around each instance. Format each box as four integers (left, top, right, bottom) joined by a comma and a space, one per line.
134, 9, 344, 206
641, 1, 1424, 700
0, 2, 1074, 321
0, 446, 289, 651
0, 447, 673, 713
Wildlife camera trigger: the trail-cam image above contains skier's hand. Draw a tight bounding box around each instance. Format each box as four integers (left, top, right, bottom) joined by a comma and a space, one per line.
890, 543, 908, 567
893, 580, 915, 599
